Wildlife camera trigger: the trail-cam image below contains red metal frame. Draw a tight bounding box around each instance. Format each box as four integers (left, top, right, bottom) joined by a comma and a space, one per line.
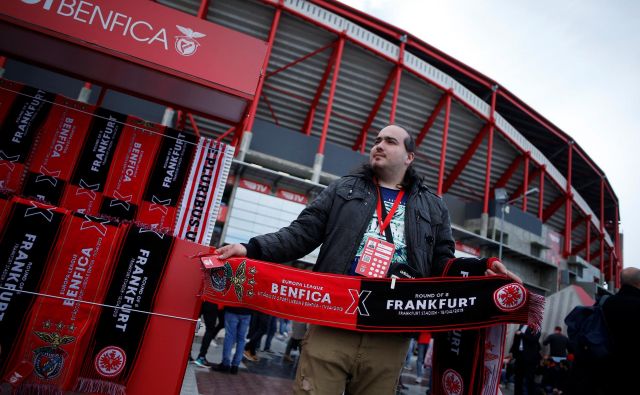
511, 166, 542, 201
96, 87, 107, 107
266, 41, 335, 79
436, 93, 452, 195
187, 113, 202, 138
416, 91, 448, 147
572, 232, 597, 256
442, 123, 489, 194
261, 91, 280, 125
538, 166, 545, 220
600, 178, 605, 274
482, 89, 497, 214
240, 4, 282, 144
542, 194, 565, 223
586, 215, 592, 262
571, 215, 588, 231
318, 34, 345, 155
493, 154, 524, 192
389, 41, 405, 124
197, 0, 210, 19
215, 125, 236, 144
353, 66, 396, 152
303, 40, 339, 136
564, 142, 573, 257
522, 153, 530, 211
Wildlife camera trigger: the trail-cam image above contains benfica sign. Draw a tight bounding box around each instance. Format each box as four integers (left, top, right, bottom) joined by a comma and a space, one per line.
0, 0, 267, 98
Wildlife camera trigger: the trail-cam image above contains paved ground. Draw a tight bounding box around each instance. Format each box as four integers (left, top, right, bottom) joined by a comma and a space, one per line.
180, 326, 432, 395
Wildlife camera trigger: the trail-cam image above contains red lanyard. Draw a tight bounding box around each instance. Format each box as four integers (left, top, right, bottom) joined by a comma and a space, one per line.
375, 184, 405, 236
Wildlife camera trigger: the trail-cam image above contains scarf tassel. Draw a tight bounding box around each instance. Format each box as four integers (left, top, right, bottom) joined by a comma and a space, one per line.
75, 378, 126, 395
527, 293, 546, 332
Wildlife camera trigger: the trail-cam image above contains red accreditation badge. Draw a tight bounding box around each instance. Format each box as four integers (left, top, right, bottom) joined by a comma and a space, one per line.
354, 236, 395, 278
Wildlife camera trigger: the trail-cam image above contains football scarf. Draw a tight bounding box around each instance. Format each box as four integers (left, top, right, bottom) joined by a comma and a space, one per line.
174, 138, 233, 245
136, 128, 197, 233
0, 198, 66, 375
61, 108, 127, 215
201, 256, 544, 333
76, 225, 173, 395
3, 213, 122, 393
22, 97, 95, 205
432, 258, 519, 395
99, 117, 164, 221
0, 85, 55, 193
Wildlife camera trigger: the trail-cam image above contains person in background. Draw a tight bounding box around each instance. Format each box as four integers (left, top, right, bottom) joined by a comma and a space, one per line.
543, 326, 569, 361
510, 324, 541, 395
212, 306, 252, 374
283, 321, 308, 363
193, 302, 225, 367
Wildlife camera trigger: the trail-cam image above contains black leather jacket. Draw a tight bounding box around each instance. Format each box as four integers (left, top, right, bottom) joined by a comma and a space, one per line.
245, 167, 455, 277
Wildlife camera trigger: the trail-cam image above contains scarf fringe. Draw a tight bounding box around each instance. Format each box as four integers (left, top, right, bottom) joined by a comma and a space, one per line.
15, 383, 63, 395
528, 293, 546, 332
75, 378, 126, 395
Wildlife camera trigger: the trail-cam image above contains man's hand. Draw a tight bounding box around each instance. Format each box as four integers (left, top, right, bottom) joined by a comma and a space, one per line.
486, 259, 523, 283
216, 243, 247, 260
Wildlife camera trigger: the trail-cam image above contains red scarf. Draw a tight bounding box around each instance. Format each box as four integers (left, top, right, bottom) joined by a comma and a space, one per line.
3, 213, 122, 393
201, 256, 544, 333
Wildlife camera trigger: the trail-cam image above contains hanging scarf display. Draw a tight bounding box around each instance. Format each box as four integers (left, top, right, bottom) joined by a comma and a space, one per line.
22, 97, 95, 205
60, 108, 127, 215
0, 198, 67, 375
201, 256, 544, 333
0, 84, 55, 193
75, 225, 173, 395
431, 258, 512, 395
174, 138, 233, 245
3, 213, 123, 393
99, 117, 164, 221
136, 128, 197, 233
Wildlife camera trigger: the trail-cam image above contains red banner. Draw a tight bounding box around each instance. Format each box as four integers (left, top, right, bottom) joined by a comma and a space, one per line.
0, 0, 266, 97
276, 189, 308, 204
239, 178, 271, 194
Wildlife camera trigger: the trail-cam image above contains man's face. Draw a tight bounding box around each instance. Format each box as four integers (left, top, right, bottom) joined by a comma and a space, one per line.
369, 125, 415, 176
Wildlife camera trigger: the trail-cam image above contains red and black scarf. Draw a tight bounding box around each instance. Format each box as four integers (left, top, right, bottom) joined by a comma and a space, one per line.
136, 128, 197, 233
201, 256, 544, 333
3, 213, 122, 393
0, 84, 55, 193
61, 108, 127, 215
22, 97, 96, 205
75, 225, 173, 395
99, 117, 164, 221
0, 198, 66, 376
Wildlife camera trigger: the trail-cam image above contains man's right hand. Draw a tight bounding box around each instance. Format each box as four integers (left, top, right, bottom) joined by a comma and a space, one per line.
216, 243, 247, 260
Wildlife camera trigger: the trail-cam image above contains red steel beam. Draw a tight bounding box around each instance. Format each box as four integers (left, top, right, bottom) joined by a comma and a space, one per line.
261, 92, 280, 125
493, 154, 524, 192
586, 216, 592, 262
572, 231, 598, 256
416, 91, 449, 147
600, 178, 605, 273
522, 153, 530, 211
564, 143, 573, 257
303, 41, 339, 136
266, 41, 335, 79
482, 88, 497, 214
197, 0, 210, 19
442, 123, 489, 194
187, 113, 201, 138
241, 5, 281, 137
511, 166, 542, 201
352, 65, 396, 152
542, 194, 566, 223
538, 166, 545, 220
389, 41, 405, 124
436, 93, 452, 195
318, 34, 345, 155
571, 215, 589, 231
215, 125, 236, 144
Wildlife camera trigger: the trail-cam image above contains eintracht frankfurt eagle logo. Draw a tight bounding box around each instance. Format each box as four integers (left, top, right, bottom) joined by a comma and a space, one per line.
442, 369, 464, 395
175, 25, 206, 56
493, 282, 527, 312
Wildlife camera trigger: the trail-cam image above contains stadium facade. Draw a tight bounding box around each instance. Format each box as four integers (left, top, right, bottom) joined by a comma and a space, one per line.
0, 0, 622, 299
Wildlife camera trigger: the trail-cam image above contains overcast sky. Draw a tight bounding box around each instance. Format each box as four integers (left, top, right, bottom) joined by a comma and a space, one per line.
341, 0, 640, 270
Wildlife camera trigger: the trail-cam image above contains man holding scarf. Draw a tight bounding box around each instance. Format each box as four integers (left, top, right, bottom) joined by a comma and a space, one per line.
217, 124, 520, 394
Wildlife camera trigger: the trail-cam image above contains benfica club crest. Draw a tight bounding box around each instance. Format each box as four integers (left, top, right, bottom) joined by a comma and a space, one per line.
442, 369, 464, 395
32, 331, 75, 380
209, 261, 248, 301
174, 25, 206, 56
493, 282, 527, 312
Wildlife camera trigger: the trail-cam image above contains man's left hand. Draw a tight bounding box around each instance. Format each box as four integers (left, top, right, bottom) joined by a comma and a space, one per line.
486, 259, 522, 283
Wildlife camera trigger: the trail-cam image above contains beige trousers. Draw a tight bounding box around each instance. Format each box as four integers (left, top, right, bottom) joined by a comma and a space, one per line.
293, 325, 410, 395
